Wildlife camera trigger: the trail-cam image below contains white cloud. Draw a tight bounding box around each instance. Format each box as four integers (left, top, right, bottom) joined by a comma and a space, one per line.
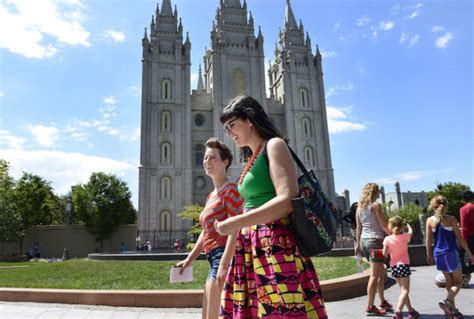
0, 0, 90, 59
357, 63, 367, 76
435, 33, 453, 49
103, 30, 125, 43
326, 106, 367, 134
1, 148, 135, 194
191, 72, 199, 90
375, 168, 453, 186
0, 91, 4, 97
379, 21, 395, 31
321, 51, 337, 59
432, 26, 453, 49
400, 32, 419, 48
406, 11, 420, 19
356, 15, 371, 27
27, 124, 59, 147
333, 22, 341, 30
371, 21, 395, 37
326, 83, 354, 98
119, 128, 140, 142
103, 96, 116, 106
0, 130, 26, 149
129, 85, 141, 96
409, 35, 419, 47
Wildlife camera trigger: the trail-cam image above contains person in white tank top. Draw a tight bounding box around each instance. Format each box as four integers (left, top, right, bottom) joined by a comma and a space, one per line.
355, 183, 391, 316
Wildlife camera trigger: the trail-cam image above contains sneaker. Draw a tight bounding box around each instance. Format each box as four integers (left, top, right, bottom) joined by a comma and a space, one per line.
380, 300, 393, 311
392, 311, 403, 319
366, 305, 387, 316
408, 309, 420, 319
452, 308, 464, 319
443, 299, 456, 312
438, 300, 452, 317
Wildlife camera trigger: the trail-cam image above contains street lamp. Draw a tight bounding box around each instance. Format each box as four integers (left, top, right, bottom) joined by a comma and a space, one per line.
62, 198, 72, 260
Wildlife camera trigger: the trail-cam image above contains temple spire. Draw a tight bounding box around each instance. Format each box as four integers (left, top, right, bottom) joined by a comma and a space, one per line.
161, 0, 173, 16
197, 64, 204, 91
284, 0, 298, 31
223, 0, 241, 7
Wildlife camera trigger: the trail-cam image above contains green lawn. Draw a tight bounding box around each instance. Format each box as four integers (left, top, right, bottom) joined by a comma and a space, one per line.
0, 256, 363, 290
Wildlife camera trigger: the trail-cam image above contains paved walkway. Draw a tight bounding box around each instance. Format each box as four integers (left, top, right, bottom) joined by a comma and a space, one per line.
0, 266, 472, 319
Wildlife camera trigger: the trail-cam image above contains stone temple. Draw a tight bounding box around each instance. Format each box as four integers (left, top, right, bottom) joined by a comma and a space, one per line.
138, 0, 336, 247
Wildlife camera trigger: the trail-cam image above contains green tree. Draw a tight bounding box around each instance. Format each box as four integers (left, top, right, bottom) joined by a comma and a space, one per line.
386, 203, 425, 243
427, 182, 471, 220
0, 160, 24, 255
14, 172, 61, 227
72, 172, 136, 251
179, 204, 204, 242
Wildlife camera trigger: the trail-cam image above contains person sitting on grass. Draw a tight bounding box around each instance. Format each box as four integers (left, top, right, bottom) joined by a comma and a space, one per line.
383, 216, 419, 319
177, 138, 243, 319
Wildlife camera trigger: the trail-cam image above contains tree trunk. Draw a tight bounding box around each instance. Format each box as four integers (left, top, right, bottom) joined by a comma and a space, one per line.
20, 237, 24, 256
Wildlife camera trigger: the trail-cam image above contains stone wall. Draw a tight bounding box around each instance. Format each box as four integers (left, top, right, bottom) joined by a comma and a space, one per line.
1, 224, 137, 258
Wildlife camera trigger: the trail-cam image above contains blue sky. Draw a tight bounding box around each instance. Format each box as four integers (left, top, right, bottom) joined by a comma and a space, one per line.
0, 0, 472, 208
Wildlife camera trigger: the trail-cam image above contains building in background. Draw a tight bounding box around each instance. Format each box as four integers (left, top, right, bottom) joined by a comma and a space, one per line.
384, 181, 428, 210
138, 0, 335, 248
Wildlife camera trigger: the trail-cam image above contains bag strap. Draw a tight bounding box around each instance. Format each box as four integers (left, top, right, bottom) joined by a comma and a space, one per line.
262, 142, 317, 184
287, 147, 311, 178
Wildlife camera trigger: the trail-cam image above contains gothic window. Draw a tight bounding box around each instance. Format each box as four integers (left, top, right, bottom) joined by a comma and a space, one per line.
195, 145, 204, 166
160, 176, 171, 200
300, 88, 309, 108
162, 79, 172, 101
233, 68, 245, 97
194, 114, 205, 127
161, 142, 171, 165
161, 111, 171, 133
302, 118, 312, 138
304, 146, 314, 167
160, 211, 171, 232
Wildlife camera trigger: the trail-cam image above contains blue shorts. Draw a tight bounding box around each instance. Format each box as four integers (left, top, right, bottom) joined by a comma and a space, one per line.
206, 246, 225, 281
435, 249, 461, 273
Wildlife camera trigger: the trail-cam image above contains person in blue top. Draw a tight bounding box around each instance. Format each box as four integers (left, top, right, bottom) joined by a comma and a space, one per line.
425, 195, 474, 318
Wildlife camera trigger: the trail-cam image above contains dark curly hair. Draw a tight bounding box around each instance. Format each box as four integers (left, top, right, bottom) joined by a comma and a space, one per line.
220, 95, 287, 162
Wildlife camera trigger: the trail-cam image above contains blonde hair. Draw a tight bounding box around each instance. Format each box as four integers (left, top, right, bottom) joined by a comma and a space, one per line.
428, 195, 449, 225
388, 215, 404, 235
359, 183, 380, 208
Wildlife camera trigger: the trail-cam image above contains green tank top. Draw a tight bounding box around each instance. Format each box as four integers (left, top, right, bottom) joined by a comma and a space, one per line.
238, 147, 276, 208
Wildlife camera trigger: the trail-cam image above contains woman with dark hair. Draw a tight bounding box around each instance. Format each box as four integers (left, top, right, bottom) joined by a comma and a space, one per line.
214, 95, 327, 318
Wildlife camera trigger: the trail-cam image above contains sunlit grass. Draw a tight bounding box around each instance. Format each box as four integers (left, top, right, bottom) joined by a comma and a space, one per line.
0, 256, 362, 289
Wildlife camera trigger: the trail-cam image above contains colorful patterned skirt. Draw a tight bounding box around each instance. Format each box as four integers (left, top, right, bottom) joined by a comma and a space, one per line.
220, 214, 328, 318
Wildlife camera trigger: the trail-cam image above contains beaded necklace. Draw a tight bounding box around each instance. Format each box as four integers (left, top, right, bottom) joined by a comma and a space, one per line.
238, 142, 264, 185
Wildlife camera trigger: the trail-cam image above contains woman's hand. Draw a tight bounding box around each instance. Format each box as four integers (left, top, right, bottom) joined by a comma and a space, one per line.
354, 244, 361, 256
176, 258, 191, 275
214, 217, 238, 235
426, 255, 434, 265
216, 265, 228, 290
